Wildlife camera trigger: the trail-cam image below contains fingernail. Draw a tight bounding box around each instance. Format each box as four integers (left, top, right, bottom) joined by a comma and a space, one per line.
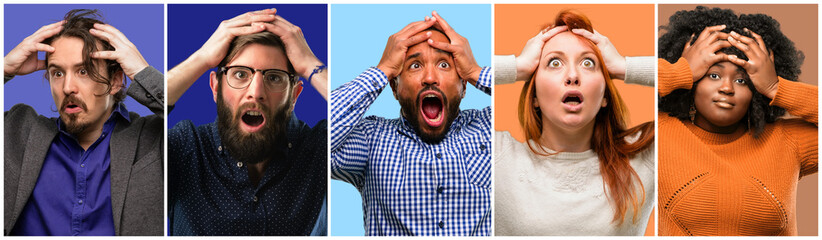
427, 31, 432, 36
428, 39, 433, 43
729, 55, 737, 59
728, 36, 735, 41
430, 17, 436, 21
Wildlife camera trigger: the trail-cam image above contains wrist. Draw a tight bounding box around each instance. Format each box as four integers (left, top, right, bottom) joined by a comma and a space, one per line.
376, 64, 395, 80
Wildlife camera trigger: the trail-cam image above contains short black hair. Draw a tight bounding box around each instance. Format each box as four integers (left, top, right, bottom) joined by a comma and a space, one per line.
658, 6, 804, 137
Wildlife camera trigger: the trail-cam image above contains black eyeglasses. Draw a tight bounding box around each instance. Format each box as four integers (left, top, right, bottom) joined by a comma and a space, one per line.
219, 66, 297, 92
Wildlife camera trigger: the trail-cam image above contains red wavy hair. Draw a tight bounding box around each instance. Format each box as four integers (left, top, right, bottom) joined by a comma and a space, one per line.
516, 9, 655, 225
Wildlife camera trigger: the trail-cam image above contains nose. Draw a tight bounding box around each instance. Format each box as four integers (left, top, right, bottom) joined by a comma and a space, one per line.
718, 79, 735, 95
564, 67, 580, 86
421, 66, 440, 86
244, 71, 267, 101
62, 72, 78, 95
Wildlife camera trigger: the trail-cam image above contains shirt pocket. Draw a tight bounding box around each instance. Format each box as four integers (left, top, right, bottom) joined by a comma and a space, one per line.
460, 140, 491, 189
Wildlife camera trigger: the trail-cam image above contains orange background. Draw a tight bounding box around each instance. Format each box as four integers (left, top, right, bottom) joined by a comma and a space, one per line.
495, 4, 656, 236
659, 4, 817, 236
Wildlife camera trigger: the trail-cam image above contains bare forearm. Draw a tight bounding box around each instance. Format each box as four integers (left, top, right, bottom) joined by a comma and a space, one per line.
167, 53, 212, 106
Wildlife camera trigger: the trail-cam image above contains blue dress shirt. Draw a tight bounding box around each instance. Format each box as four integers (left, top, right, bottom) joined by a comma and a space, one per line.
11, 104, 130, 236
330, 67, 493, 236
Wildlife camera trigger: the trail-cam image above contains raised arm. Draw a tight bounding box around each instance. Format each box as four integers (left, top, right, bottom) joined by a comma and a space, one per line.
330, 16, 438, 186
167, 9, 277, 106
4, 20, 64, 83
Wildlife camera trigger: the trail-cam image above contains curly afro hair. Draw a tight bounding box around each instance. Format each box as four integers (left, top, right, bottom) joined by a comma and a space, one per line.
658, 6, 804, 137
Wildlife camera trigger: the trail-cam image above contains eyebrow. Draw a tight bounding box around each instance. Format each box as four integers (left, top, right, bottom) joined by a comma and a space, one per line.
47, 62, 85, 70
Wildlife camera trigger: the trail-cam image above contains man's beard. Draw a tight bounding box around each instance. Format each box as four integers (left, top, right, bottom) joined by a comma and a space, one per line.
398, 85, 461, 144
59, 94, 90, 135
216, 88, 291, 164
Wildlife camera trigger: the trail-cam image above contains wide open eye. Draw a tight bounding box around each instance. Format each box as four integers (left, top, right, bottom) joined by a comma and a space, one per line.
438, 61, 450, 69
734, 78, 747, 85
52, 70, 64, 78
232, 70, 249, 80
708, 73, 720, 80
581, 58, 595, 68
548, 59, 562, 68
409, 62, 421, 70
78, 68, 88, 76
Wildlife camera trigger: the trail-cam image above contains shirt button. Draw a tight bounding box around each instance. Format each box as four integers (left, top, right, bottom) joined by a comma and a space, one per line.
437, 186, 445, 194
253, 196, 258, 202
480, 144, 486, 150
145, 93, 152, 99
438, 221, 444, 229
237, 162, 243, 168
78, 200, 83, 204
218, 146, 223, 151
436, 153, 442, 159
288, 142, 292, 149
80, 164, 85, 168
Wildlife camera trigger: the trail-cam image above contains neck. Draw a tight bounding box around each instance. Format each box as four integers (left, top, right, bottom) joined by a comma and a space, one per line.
247, 159, 269, 186
693, 113, 744, 134
539, 117, 595, 153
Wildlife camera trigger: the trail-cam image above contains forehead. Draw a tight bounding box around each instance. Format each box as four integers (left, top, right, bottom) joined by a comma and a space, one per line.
711, 61, 745, 73
226, 43, 288, 70
406, 30, 451, 58
47, 37, 86, 65
541, 31, 595, 56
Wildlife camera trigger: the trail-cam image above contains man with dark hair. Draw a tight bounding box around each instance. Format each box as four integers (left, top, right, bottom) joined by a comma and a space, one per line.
166, 8, 327, 235
330, 11, 492, 236
4, 9, 164, 236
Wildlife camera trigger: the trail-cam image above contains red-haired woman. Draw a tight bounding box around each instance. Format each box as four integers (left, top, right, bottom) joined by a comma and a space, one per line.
494, 10, 655, 235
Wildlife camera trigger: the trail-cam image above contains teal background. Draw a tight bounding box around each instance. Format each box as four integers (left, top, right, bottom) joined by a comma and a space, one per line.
329, 4, 491, 236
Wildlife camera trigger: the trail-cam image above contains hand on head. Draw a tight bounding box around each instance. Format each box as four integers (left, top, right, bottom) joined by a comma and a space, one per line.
571, 28, 626, 79
426, 11, 482, 84
89, 23, 148, 80
376, 15, 438, 80
681, 25, 732, 82
4, 20, 64, 77
515, 25, 567, 82
195, 9, 277, 69
727, 29, 779, 99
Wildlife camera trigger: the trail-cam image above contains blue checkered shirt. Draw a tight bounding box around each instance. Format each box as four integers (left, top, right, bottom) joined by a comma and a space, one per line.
331, 67, 492, 236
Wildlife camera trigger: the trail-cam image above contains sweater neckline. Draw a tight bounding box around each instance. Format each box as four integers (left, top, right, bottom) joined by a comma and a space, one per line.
526, 139, 597, 161
683, 119, 747, 145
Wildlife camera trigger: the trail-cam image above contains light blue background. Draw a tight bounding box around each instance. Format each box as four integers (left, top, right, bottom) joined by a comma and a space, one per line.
329, 4, 491, 236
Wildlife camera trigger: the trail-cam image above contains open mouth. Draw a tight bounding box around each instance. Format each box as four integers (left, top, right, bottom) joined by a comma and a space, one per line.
561, 90, 584, 112
63, 102, 83, 114
420, 91, 444, 127
241, 109, 265, 130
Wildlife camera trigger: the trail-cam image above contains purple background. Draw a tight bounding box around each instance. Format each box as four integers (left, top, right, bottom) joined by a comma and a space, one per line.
4, 4, 164, 117
167, 4, 328, 128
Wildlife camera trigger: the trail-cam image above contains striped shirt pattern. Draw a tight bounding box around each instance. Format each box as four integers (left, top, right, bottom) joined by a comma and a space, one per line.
331, 67, 492, 236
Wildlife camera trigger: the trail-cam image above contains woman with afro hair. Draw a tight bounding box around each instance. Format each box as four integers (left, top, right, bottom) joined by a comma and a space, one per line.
658, 6, 817, 236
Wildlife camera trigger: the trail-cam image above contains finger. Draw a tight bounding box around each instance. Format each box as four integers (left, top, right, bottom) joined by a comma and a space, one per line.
427, 38, 457, 53
431, 11, 456, 36
696, 25, 726, 42
727, 55, 749, 69
397, 18, 436, 39
29, 22, 64, 43
32, 43, 56, 53
91, 51, 119, 60
710, 52, 731, 63
707, 39, 731, 52
225, 12, 276, 28
250, 8, 276, 16
400, 31, 432, 49
272, 15, 296, 29
705, 31, 729, 43
571, 28, 600, 44
31, 20, 64, 36
262, 22, 288, 37
228, 23, 266, 36
89, 27, 117, 45
745, 28, 768, 54
35, 60, 47, 71
541, 26, 568, 42
727, 35, 751, 52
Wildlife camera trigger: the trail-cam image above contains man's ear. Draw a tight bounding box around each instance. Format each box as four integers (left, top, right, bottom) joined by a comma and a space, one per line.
290, 80, 304, 110
389, 77, 399, 100
209, 71, 219, 103
109, 70, 125, 95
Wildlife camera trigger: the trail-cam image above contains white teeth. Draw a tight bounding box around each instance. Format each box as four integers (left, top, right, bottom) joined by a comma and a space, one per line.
566, 102, 580, 106
246, 111, 262, 116
424, 94, 437, 99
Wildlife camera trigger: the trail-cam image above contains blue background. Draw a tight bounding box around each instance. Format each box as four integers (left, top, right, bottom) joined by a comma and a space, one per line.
329, 4, 491, 236
167, 4, 327, 128
4, 4, 164, 116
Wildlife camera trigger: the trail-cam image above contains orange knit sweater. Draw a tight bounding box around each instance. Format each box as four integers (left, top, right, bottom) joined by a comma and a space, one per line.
658, 58, 818, 236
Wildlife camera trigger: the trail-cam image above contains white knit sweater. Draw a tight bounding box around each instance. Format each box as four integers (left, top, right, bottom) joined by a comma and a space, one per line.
493, 131, 655, 236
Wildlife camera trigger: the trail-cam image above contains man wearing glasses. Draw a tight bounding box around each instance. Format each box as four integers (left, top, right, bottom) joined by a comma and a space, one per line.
166, 8, 327, 235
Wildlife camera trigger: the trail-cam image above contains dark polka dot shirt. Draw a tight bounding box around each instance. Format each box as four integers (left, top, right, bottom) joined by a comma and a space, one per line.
168, 115, 326, 236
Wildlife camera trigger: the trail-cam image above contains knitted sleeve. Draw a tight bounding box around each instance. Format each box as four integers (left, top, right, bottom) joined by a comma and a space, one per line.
494, 55, 517, 85
771, 78, 819, 178
657, 58, 693, 97
770, 77, 818, 125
